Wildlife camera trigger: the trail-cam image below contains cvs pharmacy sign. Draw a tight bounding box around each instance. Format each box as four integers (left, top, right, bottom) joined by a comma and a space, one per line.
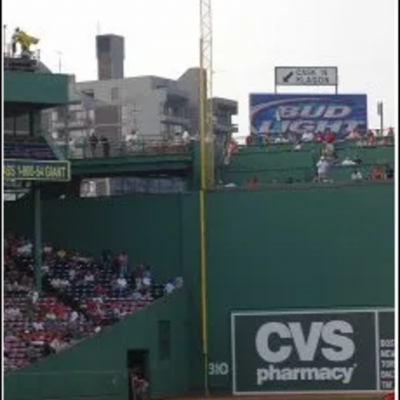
255, 320, 355, 363
255, 321, 356, 386
231, 310, 378, 394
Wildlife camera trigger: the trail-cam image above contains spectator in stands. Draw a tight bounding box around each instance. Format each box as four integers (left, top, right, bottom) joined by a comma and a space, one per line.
346, 130, 361, 140
316, 156, 330, 181
246, 177, 260, 190
351, 169, 363, 181
384, 162, 394, 179
301, 130, 314, 142
315, 131, 325, 143
131, 371, 150, 400
274, 134, 289, 144
367, 130, 377, 146
125, 130, 138, 152
371, 165, 385, 180
89, 133, 98, 156
133, 265, 144, 290
325, 129, 335, 144
164, 280, 176, 294
142, 266, 153, 287
174, 277, 184, 289
118, 251, 129, 278
102, 249, 113, 268
100, 136, 110, 157
383, 128, 394, 145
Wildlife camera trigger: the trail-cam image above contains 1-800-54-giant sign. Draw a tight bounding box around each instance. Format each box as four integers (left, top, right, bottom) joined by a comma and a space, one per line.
231, 309, 394, 395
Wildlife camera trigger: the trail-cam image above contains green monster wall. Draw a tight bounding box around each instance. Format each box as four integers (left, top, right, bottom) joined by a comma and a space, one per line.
204, 183, 394, 392
4, 182, 394, 397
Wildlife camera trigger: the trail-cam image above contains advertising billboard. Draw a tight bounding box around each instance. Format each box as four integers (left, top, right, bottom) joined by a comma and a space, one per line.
4, 159, 71, 181
231, 309, 394, 395
250, 94, 368, 139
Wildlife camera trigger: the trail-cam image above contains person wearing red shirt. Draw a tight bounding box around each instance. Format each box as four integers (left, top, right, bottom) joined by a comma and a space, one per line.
325, 130, 335, 144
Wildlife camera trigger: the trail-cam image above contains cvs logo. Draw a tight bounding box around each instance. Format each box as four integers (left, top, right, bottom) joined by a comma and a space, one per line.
255, 320, 355, 364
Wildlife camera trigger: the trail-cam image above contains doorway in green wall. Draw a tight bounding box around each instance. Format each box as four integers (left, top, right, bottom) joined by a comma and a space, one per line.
127, 349, 150, 400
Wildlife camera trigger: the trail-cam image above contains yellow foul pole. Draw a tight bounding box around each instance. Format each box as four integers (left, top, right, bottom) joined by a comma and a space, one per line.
199, 0, 214, 395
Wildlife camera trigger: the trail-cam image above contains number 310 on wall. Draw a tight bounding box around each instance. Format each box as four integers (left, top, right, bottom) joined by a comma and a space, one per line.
208, 362, 229, 376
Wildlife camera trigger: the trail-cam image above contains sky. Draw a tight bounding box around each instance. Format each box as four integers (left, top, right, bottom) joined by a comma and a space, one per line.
3, 0, 398, 134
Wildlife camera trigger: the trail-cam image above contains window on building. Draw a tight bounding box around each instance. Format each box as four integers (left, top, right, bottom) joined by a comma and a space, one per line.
56, 107, 67, 121
158, 320, 171, 361
82, 89, 95, 98
111, 87, 119, 101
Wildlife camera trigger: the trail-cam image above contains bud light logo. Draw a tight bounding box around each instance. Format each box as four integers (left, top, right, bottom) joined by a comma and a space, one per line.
250, 94, 368, 139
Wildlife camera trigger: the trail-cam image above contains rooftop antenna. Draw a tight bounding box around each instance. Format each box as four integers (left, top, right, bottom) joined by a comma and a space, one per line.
56, 50, 63, 73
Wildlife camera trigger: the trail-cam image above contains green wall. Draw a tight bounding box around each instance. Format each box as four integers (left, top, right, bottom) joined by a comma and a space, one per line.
4, 182, 395, 396
222, 144, 394, 185
204, 183, 395, 392
5, 290, 189, 400
5, 194, 184, 282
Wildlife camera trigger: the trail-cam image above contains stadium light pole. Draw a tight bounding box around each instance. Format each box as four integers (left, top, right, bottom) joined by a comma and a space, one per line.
377, 101, 384, 136
56, 50, 63, 73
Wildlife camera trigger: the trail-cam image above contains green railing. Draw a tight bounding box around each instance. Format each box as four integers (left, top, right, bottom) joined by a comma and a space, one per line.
235, 136, 395, 151
56, 138, 192, 160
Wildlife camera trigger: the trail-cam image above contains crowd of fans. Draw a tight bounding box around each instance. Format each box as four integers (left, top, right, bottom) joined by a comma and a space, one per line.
4, 235, 183, 373
312, 130, 394, 183
244, 127, 395, 147
216, 129, 395, 188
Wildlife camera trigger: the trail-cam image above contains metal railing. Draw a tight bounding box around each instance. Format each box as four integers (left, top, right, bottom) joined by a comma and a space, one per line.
235, 135, 395, 149
57, 138, 193, 160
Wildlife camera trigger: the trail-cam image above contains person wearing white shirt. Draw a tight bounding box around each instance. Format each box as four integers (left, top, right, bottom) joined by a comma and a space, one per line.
182, 131, 190, 143
164, 281, 175, 294
116, 278, 127, 289
70, 311, 79, 323
17, 242, 33, 256
301, 131, 314, 142
351, 170, 363, 181
316, 156, 330, 181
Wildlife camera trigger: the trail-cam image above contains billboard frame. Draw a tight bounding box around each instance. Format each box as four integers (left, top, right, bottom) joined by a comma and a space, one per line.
231, 308, 394, 396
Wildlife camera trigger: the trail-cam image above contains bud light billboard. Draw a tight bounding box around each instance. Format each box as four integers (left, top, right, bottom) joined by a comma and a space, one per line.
250, 94, 368, 140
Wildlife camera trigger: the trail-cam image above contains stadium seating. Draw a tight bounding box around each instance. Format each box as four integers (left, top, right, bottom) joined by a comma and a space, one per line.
4, 135, 57, 160
224, 135, 395, 186
4, 235, 178, 373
